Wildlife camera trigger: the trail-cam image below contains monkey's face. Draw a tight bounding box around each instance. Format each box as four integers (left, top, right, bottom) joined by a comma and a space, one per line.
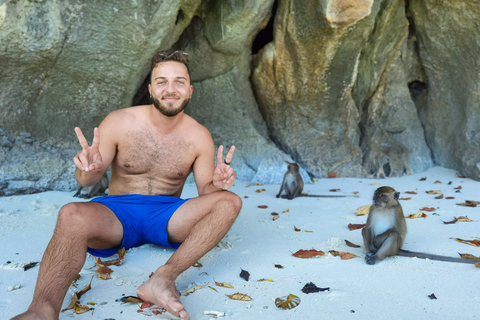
288, 164, 300, 174
372, 187, 400, 208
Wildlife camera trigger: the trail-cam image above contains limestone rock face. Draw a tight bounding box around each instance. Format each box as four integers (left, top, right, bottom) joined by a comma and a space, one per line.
0, 0, 479, 194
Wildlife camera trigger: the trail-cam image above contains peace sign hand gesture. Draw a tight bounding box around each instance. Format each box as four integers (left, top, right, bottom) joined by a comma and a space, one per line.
73, 127, 104, 172
213, 145, 237, 190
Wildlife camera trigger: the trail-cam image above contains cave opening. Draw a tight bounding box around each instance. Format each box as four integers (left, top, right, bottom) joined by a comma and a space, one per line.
251, 0, 278, 54
408, 80, 427, 102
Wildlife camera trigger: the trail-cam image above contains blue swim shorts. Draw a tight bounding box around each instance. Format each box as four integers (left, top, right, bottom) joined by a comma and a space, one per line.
87, 194, 189, 257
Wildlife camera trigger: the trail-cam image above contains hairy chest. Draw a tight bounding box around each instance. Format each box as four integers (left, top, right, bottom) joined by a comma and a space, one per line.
115, 129, 195, 179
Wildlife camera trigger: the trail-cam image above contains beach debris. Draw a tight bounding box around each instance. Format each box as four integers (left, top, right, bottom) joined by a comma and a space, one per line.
420, 207, 435, 212
443, 216, 473, 224
419, 177, 427, 181
435, 194, 444, 199
258, 205, 268, 209
371, 182, 381, 185
454, 185, 462, 190
23, 262, 40, 271
209, 286, 218, 292
255, 188, 266, 193
405, 211, 427, 219
456, 172, 467, 178
283, 208, 290, 213
452, 238, 480, 247
355, 205, 370, 216
456, 200, 480, 207
348, 223, 366, 230
301, 282, 329, 294
137, 303, 166, 316
193, 261, 203, 268
329, 250, 358, 260
458, 253, 480, 261
240, 269, 250, 281
204, 310, 227, 318
345, 240, 361, 248
399, 197, 412, 200
7, 284, 21, 291
434, 180, 442, 184
446, 196, 455, 200
117, 296, 143, 303
257, 278, 274, 282
61, 276, 93, 313
404, 191, 417, 194
274, 264, 284, 269
275, 294, 300, 309
214, 280, 234, 289
95, 248, 125, 280
292, 249, 325, 258
329, 188, 340, 192
426, 190, 442, 195
226, 292, 252, 301
180, 283, 208, 296
428, 293, 437, 300
294, 226, 301, 232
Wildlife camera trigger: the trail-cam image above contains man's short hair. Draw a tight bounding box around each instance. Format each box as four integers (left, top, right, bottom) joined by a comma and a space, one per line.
150, 50, 189, 74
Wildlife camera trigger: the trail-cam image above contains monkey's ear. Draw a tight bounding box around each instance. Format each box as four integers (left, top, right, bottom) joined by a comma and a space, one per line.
394, 192, 400, 200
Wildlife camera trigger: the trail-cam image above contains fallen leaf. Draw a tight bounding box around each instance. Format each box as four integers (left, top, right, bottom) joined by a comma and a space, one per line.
420, 207, 436, 212
345, 240, 361, 248
426, 190, 442, 195
458, 253, 480, 260
446, 196, 455, 200
215, 280, 234, 289
180, 283, 208, 296
371, 182, 381, 185
273, 215, 279, 221
419, 177, 427, 181
209, 286, 218, 292
404, 191, 417, 194
456, 172, 466, 178
73, 304, 90, 314
294, 226, 301, 232
119, 296, 143, 303
226, 292, 252, 301
428, 293, 437, 300
329, 251, 358, 260
405, 211, 427, 219
271, 212, 279, 216
399, 197, 412, 200
454, 186, 462, 190
348, 223, 366, 230
443, 216, 473, 224
355, 205, 370, 216
96, 265, 113, 280
283, 209, 290, 213
305, 230, 313, 233
258, 205, 268, 209
240, 269, 250, 281
255, 189, 262, 193
274, 264, 284, 269
435, 194, 444, 199
329, 189, 340, 192
257, 278, 275, 282
275, 294, 300, 310
328, 172, 336, 178
453, 238, 480, 247
457, 200, 480, 207
61, 277, 93, 312
434, 180, 442, 184
255, 183, 263, 186
311, 177, 316, 183
97, 248, 125, 267
301, 282, 330, 294
292, 249, 325, 258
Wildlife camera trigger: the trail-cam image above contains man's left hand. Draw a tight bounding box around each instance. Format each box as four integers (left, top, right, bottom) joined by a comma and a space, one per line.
213, 145, 236, 190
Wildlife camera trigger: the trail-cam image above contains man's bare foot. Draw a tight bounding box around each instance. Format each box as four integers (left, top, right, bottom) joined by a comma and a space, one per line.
137, 267, 189, 320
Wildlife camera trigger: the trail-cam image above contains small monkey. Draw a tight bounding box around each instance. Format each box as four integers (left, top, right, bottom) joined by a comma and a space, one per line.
276, 161, 359, 200
73, 173, 109, 199
363, 186, 479, 265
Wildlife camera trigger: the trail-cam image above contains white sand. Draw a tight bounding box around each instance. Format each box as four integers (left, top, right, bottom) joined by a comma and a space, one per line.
1, 166, 479, 320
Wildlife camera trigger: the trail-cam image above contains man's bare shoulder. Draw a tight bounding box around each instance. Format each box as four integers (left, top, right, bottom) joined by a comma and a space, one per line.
182, 114, 212, 141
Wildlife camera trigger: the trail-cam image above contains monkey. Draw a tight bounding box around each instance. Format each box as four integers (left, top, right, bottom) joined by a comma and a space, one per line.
362, 186, 479, 265
276, 161, 359, 200
73, 173, 109, 199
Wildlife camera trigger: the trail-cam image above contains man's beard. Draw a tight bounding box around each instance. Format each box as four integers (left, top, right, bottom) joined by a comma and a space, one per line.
152, 95, 190, 117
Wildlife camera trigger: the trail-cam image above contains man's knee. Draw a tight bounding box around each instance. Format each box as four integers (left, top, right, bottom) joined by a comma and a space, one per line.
56, 202, 91, 230
216, 191, 242, 218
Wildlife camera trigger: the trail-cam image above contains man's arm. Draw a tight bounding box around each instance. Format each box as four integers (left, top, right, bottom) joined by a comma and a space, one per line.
74, 113, 118, 187
192, 129, 236, 196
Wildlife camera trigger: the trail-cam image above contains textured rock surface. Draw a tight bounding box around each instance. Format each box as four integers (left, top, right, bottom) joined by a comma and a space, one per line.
0, 0, 479, 194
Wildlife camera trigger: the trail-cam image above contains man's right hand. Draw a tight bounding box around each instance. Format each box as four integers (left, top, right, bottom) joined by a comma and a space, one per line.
73, 127, 104, 172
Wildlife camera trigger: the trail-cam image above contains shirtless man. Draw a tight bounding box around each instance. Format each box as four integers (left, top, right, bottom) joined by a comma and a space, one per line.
13, 50, 242, 320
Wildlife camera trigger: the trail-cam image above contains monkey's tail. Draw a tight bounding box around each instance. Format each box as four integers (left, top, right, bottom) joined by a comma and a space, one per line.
398, 249, 479, 264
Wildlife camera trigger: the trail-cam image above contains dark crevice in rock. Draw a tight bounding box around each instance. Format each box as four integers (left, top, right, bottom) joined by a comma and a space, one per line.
251, 0, 277, 54
408, 80, 426, 102
175, 9, 185, 25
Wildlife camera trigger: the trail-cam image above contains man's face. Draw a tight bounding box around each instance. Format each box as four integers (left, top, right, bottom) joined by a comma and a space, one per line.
149, 61, 193, 117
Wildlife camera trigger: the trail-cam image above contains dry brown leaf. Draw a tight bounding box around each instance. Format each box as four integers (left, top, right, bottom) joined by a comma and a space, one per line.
458, 253, 480, 260
456, 200, 480, 207
446, 196, 455, 200
456, 172, 467, 178
121, 296, 143, 303
283, 209, 290, 213
273, 215, 279, 221
355, 205, 371, 216
255, 189, 262, 193
435, 194, 444, 199
311, 177, 316, 183
275, 294, 300, 310
96, 265, 113, 280
404, 191, 417, 194
180, 283, 208, 296
405, 211, 427, 219
454, 186, 462, 190
420, 207, 436, 212
292, 249, 325, 258
294, 226, 301, 232
419, 177, 427, 181
399, 197, 412, 200
456, 216, 473, 222
348, 223, 366, 230
371, 182, 381, 185
434, 180, 442, 184
475, 262, 480, 268
329, 188, 340, 192
339, 252, 358, 260
426, 190, 442, 195
258, 205, 268, 209
226, 292, 252, 301
215, 281, 234, 289
453, 238, 480, 247
61, 277, 93, 312
73, 304, 90, 314
345, 240, 361, 248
